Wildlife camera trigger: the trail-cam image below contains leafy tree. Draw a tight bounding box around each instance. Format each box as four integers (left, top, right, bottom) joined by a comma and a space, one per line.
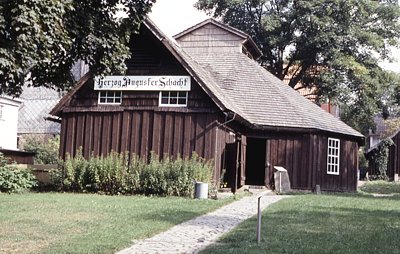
196, 0, 400, 134
0, 0, 155, 96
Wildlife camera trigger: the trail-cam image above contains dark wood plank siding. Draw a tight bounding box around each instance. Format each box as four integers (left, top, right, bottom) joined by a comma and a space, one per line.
0, 149, 35, 165
59, 19, 222, 166
213, 126, 236, 185
388, 132, 400, 179
265, 134, 358, 192
60, 111, 219, 164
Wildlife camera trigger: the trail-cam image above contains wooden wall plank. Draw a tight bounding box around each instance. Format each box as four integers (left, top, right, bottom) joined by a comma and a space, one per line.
83, 114, 93, 157
195, 114, 206, 158
65, 115, 76, 156
163, 114, 174, 156
152, 112, 161, 155
59, 118, 67, 158
173, 115, 183, 157
74, 114, 85, 151
189, 114, 197, 157
120, 111, 131, 153
183, 115, 192, 157
140, 111, 150, 159
291, 138, 299, 188
111, 113, 121, 152
101, 114, 111, 155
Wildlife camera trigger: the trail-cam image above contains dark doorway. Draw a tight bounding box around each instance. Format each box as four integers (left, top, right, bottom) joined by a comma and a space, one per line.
245, 138, 266, 186
224, 142, 238, 191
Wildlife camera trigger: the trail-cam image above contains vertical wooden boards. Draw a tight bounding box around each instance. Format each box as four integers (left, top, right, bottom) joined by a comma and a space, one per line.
163, 114, 174, 157
65, 115, 76, 156
189, 114, 197, 156
151, 112, 162, 155
60, 110, 219, 169
83, 114, 93, 158
100, 113, 111, 155
183, 114, 192, 157
120, 111, 132, 153
173, 115, 184, 157
92, 114, 101, 156
111, 112, 122, 152
74, 114, 85, 152
259, 134, 357, 192
59, 118, 67, 158
291, 138, 300, 188
140, 111, 150, 160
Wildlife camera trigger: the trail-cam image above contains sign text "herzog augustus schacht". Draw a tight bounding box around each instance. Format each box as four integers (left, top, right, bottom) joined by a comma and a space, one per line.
94, 76, 191, 91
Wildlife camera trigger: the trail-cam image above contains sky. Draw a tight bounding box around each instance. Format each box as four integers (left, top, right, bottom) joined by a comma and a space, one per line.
149, 0, 210, 37
149, 0, 400, 73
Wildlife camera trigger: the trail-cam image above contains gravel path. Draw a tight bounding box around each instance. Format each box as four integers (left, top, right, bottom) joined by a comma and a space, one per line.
117, 190, 288, 254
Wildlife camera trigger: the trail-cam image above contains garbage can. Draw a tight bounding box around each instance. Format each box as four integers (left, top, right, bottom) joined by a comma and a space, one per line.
194, 182, 208, 199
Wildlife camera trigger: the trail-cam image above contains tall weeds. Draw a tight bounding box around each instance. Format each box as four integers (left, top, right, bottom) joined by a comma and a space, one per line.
59, 150, 213, 197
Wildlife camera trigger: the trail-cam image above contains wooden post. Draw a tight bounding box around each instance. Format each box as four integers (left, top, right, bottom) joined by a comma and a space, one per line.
257, 196, 262, 244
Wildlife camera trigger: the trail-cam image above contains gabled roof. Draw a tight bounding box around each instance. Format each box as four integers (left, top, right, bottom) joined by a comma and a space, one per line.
366, 128, 400, 154
51, 19, 242, 117
173, 18, 262, 60
189, 52, 363, 138
49, 73, 91, 116
50, 17, 363, 141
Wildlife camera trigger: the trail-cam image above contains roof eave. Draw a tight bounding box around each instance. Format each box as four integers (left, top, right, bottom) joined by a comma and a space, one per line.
250, 124, 364, 145
173, 18, 249, 40
49, 72, 91, 117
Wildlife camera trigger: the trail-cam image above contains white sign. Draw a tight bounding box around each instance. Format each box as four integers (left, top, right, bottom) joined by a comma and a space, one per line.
94, 76, 191, 91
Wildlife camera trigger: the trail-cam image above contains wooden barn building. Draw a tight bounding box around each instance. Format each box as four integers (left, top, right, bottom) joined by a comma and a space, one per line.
50, 18, 364, 192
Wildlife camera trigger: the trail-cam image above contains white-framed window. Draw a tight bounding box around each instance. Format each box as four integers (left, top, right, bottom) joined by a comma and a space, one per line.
159, 91, 188, 107
327, 138, 340, 175
98, 91, 122, 105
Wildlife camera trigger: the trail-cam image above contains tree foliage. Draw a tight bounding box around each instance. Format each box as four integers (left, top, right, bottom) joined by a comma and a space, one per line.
196, 0, 400, 134
0, 0, 155, 96
368, 138, 394, 179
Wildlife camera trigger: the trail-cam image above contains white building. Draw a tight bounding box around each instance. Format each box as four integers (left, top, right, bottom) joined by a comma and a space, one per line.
0, 96, 22, 150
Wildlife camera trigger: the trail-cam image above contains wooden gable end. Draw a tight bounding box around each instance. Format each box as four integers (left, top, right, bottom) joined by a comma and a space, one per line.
63, 25, 219, 113
175, 23, 245, 54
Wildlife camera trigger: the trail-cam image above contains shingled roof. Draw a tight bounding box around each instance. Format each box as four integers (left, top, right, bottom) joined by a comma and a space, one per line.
171, 19, 363, 139
50, 18, 363, 141
188, 51, 363, 138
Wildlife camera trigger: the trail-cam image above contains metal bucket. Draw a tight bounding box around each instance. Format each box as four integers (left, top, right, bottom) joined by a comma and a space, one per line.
194, 182, 208, 199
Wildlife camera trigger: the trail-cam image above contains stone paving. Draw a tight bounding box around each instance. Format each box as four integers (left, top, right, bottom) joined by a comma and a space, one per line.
117, 190, 288, 254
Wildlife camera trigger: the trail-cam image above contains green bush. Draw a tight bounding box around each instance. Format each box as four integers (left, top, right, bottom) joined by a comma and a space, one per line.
59, 150, 214, 197
24, 135, 60, 164
0, 153, 37, 193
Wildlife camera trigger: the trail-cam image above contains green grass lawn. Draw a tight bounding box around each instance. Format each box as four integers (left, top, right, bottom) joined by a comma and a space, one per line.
201, 192, 400, 254
0, 193, 233, 254
360, 180, 400, 194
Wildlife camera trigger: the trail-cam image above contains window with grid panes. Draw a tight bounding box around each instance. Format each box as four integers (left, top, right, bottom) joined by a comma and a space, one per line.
327, 138, 340, 175
98, 91, 122, 105
159, 91, 188, 107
